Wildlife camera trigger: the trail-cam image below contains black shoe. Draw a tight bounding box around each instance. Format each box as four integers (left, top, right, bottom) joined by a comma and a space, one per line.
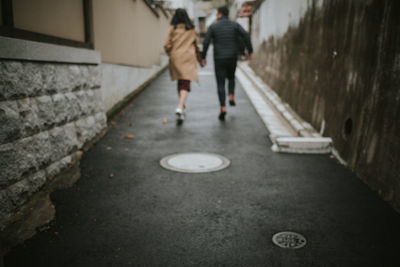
218, 111, 226, 121
229, 100, 236, 106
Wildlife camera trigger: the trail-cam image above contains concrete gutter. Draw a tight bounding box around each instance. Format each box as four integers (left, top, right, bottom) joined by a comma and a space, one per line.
236, 62, 332, 154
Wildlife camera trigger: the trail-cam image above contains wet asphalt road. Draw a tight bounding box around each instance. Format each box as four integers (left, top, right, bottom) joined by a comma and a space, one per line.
4, 59, 400, 267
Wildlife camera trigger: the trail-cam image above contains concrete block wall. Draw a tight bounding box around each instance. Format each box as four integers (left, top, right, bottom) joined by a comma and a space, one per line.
0, 61, 107, 230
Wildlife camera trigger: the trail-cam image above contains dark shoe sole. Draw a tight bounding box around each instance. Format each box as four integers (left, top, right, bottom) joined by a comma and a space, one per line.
218, 111, 226, 121
229, 100, 236, 106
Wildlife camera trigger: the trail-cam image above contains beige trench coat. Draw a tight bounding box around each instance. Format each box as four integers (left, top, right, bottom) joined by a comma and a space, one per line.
164, 24, 200, 82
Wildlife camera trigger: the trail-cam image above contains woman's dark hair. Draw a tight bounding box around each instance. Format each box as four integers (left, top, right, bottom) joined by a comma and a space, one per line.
171, 8, 194, 30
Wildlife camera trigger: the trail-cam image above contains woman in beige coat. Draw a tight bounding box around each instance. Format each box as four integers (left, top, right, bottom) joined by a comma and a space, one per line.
164, 8, 203, 123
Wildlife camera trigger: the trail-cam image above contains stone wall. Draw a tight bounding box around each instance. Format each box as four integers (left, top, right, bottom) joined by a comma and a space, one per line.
250, 0, 400, 211
0, 61, 107, 231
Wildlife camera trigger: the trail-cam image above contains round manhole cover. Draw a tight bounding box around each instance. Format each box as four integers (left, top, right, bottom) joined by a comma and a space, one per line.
272, 232, 307, 249
160, 152, 230, 173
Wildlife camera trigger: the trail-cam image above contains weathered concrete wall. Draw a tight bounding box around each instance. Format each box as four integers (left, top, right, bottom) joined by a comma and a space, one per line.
251, 0, 321, 51
101, 55, 168, 112
0, 61, 107, 233
250, 0, 400, 211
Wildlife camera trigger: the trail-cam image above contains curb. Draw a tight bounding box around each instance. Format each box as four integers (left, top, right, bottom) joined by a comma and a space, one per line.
236, 62, 332, 154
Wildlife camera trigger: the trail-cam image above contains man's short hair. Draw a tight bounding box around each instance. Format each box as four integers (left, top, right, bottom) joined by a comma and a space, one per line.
218, 6, 229, 17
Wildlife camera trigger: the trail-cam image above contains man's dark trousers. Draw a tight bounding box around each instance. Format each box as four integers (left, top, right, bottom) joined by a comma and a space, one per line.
214, 58, 237, 107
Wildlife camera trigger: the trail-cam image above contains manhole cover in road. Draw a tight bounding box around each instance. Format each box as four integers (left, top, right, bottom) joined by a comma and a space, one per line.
160, 153, 230, 173
272, 232, 307, 249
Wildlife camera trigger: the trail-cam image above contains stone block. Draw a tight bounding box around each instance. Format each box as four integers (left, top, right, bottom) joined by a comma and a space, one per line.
0, 62, 44, 100
69, 65, 86, 91
94, 112, 107, 133
76, 90, 89, 115
76, 66, 90, 90
0, 143, 19, 187
33, 131, 52, 168
36, 95, 55, 129
52, 93, 69, 125
0, 101, 22, 144
0, 62, 27, 100
17, 98, 40, 137
45, 155, 72, 180
49, 124, 78, 162
17, 136, 41, 173
7, 182, 27, 208
65, 92, 81, 120
75, 116, 96, 147
27, 170, 47, 192
63, 123, 79, 153
7, 170, 46, 208
0, 136, 42, 188
41, 64, 57, 94
86, 90, 97, 114
46, 127, 64, 163
22, 63, 44, 97
53, 65, 74, 93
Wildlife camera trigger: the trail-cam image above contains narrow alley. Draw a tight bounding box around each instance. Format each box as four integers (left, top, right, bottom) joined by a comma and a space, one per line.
4, 57, 400, 266
1, 1, 400, 266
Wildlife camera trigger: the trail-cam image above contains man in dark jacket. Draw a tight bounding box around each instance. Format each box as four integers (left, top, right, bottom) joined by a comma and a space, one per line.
202, 6, 253, 121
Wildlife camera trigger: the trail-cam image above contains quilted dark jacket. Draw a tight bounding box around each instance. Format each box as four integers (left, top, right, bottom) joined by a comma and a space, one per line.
202, 16, 253, 60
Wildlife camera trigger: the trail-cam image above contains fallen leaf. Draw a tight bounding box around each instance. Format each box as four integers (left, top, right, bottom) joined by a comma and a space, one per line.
125, 134, 135, 139
329, 155, 335, 159
124, 148, 129, 151
163, 118, 167, 124
93, 218, 97, 222
129, 122, 133, 127
111, 121, 117, 125
54, 232, 59, 235
109, 173, 114, 178
106, 146, 112, 150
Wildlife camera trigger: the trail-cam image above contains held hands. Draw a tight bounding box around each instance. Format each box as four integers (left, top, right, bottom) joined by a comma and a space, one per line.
200, 59, 206, 68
